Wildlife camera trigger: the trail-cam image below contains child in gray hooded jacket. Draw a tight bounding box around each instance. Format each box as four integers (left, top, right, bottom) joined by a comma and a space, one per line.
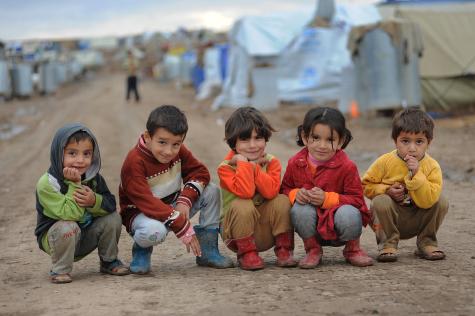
35, 123, 129, 283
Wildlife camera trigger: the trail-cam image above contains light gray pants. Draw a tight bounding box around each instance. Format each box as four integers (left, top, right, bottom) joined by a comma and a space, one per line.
131, 183, 221, 248
291, 203, 362, 243
46, 212, 122, 274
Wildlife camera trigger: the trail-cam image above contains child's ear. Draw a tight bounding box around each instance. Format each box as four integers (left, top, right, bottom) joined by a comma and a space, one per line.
301, 131, 308, 146
144, 131, 151, 143
337, 140, 343, 149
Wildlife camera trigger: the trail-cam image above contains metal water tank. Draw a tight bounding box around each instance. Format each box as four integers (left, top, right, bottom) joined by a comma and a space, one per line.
11, 63, 33, 97
0, 61, 12, 98
39, 62, 57, 94
350, 20, 422, 111
353, 28, 401, 111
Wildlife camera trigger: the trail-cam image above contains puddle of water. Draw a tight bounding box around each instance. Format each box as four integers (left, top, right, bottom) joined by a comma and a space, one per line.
0, 123, 27, 140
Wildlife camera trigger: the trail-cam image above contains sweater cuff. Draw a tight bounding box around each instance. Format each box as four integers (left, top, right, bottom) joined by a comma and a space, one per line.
322, 192, 340, 209
288, 189, 299, 205
88, 193, 108, 217
404, 171, 426, 191
174, 219, 191, 238
178, 186, 199, 208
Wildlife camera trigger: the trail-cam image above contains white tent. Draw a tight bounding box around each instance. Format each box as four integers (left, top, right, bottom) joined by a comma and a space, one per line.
213, 3, 380, 110
212, 10, 314, 110
279, 4, 380, 104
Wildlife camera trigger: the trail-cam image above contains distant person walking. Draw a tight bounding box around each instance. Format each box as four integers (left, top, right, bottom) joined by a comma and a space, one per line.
125, 50, 140, 102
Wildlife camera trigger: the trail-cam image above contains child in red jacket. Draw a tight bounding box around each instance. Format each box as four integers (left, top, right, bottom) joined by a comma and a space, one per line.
281, 107, 373, 268
218, 107, 296, 270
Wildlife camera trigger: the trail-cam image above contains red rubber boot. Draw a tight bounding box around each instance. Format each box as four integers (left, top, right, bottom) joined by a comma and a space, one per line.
235, 236, 265, 270
299, 236, 322, 269
343, 239, 374, 267
274, 232, 298, 267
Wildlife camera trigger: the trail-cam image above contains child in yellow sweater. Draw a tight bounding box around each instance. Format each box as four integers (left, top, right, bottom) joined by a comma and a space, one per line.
362, 107, 449, 262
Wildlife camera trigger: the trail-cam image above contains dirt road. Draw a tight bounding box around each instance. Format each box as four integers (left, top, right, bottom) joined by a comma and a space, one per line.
0, 73, 474, 315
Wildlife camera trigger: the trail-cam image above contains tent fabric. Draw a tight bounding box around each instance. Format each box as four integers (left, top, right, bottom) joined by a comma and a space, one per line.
230, 11, 314, 56
379, 3, 475, 77
421, 76, 475, 111
348, 20, 423, 58
277, 4, 381, 104
214, 3, 380, 109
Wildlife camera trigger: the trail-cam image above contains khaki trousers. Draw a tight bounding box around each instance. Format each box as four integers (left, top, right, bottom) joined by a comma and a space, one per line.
221, 194, 292, 252
45, 212, 123, 274
370, 194, 449, 250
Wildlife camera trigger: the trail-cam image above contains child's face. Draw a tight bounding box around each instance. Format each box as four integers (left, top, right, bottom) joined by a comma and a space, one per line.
395, 131, 430, 161
235, 129, 266, 161
63, 139, 94, 176
302, 123, 342, 162
144, 128, 184, 164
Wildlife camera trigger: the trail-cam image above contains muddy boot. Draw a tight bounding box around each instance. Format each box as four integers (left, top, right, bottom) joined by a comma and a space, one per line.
299, 236, 322, 269
274, 232, 298, 267
235, 236, 265, 271
194, 225, 234, 268
343, 239, 374, 267
130, 243, 153, 274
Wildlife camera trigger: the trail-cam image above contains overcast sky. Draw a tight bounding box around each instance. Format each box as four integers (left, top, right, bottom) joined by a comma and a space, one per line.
0, 0, 378, 41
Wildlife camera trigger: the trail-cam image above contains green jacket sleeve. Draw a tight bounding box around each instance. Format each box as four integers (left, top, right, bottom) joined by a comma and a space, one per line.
36, 174, 85, 221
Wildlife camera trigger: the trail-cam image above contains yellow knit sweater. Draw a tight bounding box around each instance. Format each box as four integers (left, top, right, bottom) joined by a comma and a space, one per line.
362, 150, 443, 209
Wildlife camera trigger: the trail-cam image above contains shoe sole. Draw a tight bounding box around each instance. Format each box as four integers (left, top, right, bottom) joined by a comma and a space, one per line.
100, 267, 131, 276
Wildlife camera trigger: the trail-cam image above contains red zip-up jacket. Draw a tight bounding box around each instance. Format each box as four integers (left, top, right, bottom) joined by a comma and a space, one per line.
281, 148, 370, 240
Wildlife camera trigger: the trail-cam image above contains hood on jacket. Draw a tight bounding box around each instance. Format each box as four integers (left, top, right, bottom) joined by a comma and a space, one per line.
48, 123, 101, 188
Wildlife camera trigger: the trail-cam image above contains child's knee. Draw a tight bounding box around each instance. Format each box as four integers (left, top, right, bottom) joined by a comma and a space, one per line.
134, 221, 168, 248
103, 212, 122, 231
269, 194, 291, 210
371, 194, 393, 215
436, 195, 449, 215
290, 203, 315, 224
229, 199, 256, 219
334, 205, 362, 241
202, 182, 220, 200
50, 221, 81, 241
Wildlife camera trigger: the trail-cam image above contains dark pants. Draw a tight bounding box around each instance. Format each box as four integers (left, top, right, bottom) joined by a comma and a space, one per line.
126, 75, 140, 101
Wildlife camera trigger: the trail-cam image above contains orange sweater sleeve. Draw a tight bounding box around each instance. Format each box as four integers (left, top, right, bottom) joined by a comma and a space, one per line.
288, 188, 299, 204
217, 160, 255, 199
254, 158, 281, 199
321, 191, 340, 209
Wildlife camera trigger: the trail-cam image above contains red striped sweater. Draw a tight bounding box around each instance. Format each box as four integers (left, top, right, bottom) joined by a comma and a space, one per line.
119, 135, 210, 237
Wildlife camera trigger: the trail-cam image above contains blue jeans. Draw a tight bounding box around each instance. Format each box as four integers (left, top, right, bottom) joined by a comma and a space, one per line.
131, 183, 221, 248
290, 203, 362, 244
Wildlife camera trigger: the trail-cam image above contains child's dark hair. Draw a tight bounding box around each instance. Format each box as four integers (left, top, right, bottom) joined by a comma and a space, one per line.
392, 107, 434, 142
224, 106, 276, 150
146, 105, 188, 137
67, 131, 95, 149
297, 107, 352, 149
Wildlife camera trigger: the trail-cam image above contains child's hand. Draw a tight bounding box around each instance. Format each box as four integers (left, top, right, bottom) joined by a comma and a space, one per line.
229, 154, 248, 166
63, 167, 81, 183
296, 188, 311, 204
307, 187, 325, 206
404, 155, 419, 177
250, 153, 268, 167
386, 182, 406, 203
186, 235, 201, 257
179, 226, 201, 257
175, 203, 190, 220
73, 185, 96, 207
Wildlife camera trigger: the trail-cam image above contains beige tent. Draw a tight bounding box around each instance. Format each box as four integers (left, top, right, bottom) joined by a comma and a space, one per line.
379, 2, 475, 112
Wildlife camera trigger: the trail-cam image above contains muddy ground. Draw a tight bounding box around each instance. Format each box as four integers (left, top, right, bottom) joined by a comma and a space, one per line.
0, 72, 474, 316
